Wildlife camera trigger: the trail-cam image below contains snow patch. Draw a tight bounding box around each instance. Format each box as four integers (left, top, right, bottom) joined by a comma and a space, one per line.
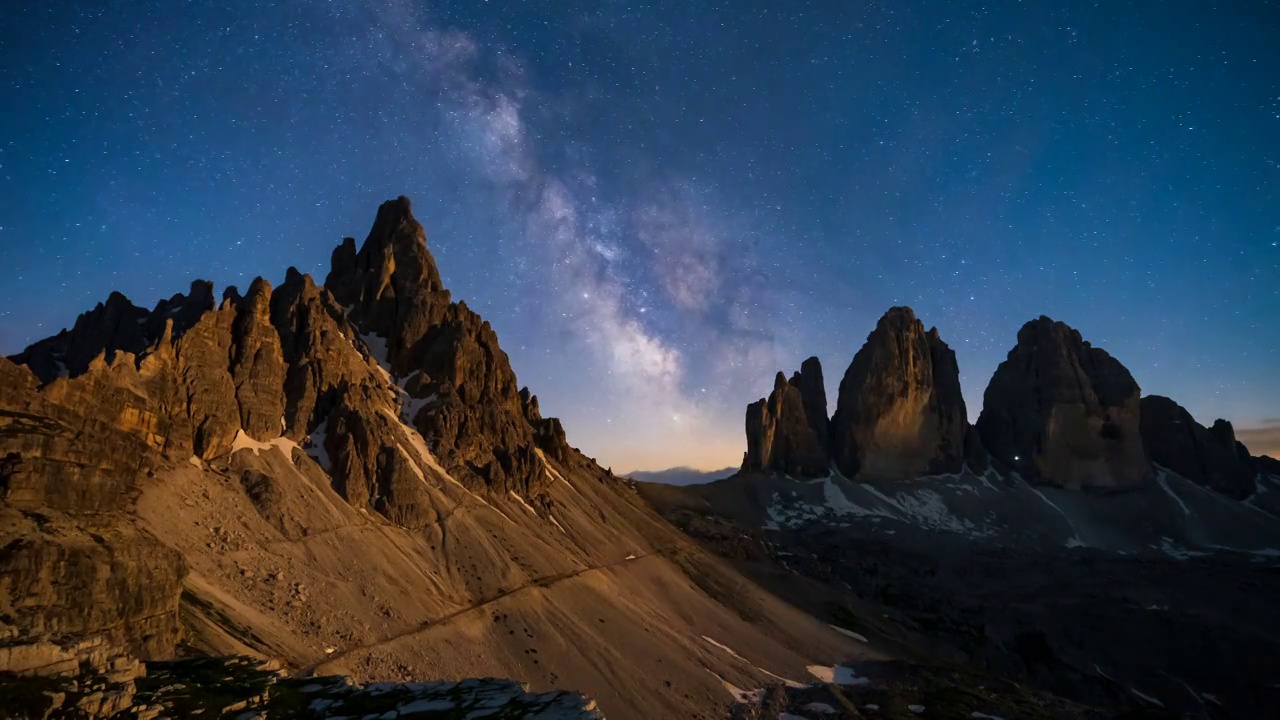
397, 444, 426, 482
824, 477, 894, 518
828, 625, 868, 642
1157, 470, 1191, 516
536, 448, 570, 485
701, 636, 805, 687
230, 430, 299, 458
400, 392, 437, 424
1130, 688, 1164, 707
805, 665, 869, 686
380, 409, 464, 490
187, 456, 204, 470
304, 421, 331, 473
803, 702, 837, 714
705, 669, 762, 704
908, 705, 925, 713
359, 331, 392, 373
971, 713, 1006, 720
509, 491, 538, 515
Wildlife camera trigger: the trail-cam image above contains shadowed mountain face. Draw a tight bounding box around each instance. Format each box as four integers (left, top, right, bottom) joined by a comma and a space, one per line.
830, 307, 968, 480
977, 316, 1150, 489
1, 198, 876, 720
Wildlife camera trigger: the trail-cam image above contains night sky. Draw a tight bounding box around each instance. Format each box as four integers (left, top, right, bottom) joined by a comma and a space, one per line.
3, 1, 1279, 470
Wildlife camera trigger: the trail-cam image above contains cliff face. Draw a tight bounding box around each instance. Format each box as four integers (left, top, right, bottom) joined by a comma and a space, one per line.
743, 308, 969, 481
0, 357, 185, 678
742, 359, 830, 478
976, 316, 1150, 489
830, 307, 968, 479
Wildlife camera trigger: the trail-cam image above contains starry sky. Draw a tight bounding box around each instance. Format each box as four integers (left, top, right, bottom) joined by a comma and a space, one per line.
2, 1, 1279, 470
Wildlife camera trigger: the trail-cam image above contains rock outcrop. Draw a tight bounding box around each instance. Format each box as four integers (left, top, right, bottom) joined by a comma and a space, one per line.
326, 196, 549, 496
976, 316, 1150, 488
742, 358, 830, 478
0, 357, 185, 678
1140, 395, 1256, 499
830, 307, 968, 479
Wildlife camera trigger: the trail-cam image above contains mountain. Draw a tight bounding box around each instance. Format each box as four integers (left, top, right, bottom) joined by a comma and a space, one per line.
625, 466, 738, 486
977, 315, 1150, 489
639, 306, 1280, 718
830, 307, 968, 479
1, 198, 874, 720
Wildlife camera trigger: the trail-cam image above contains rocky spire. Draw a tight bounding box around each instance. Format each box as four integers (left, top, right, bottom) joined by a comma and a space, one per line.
976, 316, 1150, 488
325, 195, 450, 376
323, 196, 559, 496
742, 360, 830, 478
829, 307, 967, 479
1140, 396, 1255, 499
230, 277, 287, 441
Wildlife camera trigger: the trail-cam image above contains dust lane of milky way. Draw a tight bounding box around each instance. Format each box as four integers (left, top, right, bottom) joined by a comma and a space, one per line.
1, 1, 1278, 470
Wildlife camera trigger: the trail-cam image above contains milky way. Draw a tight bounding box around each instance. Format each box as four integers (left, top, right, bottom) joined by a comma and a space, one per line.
2, 1, 1278, 469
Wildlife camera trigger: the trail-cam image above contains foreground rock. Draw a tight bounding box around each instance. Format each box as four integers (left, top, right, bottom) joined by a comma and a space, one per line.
0, 655, 604, 719
0, 357, 184, 679
976, 316, 1150, 488
830, 307, 968, 479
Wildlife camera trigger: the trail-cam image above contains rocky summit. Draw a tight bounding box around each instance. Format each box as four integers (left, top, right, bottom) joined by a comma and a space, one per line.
1139, 395, 1259, 499
976, 316, 1150, 489
830, 307, 968, 480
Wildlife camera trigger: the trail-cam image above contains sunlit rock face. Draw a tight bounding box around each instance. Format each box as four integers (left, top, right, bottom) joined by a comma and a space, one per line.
830, 307, 968, 480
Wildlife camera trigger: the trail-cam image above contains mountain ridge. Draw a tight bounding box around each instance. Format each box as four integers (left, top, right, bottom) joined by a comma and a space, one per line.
1, 197, 876, 720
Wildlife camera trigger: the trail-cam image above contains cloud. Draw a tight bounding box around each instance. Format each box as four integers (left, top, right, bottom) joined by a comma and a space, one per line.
1237, 425, 1280, 459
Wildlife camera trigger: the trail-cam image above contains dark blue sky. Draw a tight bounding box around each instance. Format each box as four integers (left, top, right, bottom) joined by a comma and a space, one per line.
3, 1, 1278, 469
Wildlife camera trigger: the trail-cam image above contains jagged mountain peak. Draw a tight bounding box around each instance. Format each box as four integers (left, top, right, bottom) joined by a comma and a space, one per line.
8, 196, 573, 500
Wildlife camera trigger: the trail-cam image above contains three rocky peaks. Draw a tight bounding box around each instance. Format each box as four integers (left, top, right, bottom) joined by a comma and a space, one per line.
743, 307, 1271, 499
